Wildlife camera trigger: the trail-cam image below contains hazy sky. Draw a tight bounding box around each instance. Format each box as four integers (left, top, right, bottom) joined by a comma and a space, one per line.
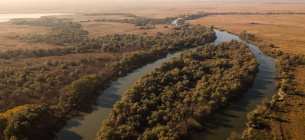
1, 0, 304, 15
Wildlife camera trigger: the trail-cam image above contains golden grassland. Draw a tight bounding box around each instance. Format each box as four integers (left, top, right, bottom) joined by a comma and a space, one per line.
82, 22, 173, 37
188, 15, 305, 55
0, 22, 60, 51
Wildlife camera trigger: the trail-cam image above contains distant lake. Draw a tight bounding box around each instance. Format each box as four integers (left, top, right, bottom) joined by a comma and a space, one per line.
0, 13, 74, 22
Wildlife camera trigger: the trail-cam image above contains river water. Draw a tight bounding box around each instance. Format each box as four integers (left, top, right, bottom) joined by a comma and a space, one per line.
191, 30, 276, 139
0, 13, 74, 22
57, 29, 276, 140
172, 17, 183, 26
56, 49, 186, 140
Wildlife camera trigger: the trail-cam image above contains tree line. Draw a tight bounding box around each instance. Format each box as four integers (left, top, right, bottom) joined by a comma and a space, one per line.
95, 17, 176, 26
1, 18, 215, 59
182, 12, 305, 21
84, 13, 138, 18
11, 17, 88, 46
90, 12, 305, 27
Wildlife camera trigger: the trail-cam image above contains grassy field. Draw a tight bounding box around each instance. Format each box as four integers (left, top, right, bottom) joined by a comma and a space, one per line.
188, 15, 305, 55
82, 22, 173, 37
0, 22, 60, 51
279, 65, 305, 139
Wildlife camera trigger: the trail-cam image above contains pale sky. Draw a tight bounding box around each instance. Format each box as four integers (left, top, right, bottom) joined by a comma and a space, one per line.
1, 0, 304, 15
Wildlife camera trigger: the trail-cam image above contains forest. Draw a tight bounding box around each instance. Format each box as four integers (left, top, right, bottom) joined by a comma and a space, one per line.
0, 17, 216, 140
97, 40, 259, 140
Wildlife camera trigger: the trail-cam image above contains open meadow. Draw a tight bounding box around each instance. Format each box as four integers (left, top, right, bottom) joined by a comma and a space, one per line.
82, 22, 173, 37
0, 22, 55, 51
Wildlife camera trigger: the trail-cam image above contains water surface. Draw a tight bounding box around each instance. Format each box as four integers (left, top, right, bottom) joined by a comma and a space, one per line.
0, 13, 74, 22
172, 17, 183, 26
57, 50, 186, 140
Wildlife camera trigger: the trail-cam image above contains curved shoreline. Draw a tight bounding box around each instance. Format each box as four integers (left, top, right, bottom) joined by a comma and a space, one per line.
0, 13, 74, 23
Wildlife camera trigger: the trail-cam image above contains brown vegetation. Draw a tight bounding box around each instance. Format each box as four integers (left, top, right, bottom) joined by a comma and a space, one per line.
271, 65, 305, 139
235, 39, 305, 139
0, 22, 59, 51
242, 64, 305, 139
252, 65, 305, 139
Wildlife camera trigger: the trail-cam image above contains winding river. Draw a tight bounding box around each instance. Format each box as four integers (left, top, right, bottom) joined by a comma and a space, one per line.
172, 17, 183, 26
191, 30, 276, 139
57, 48, 186, 140
57, 29, 276, 140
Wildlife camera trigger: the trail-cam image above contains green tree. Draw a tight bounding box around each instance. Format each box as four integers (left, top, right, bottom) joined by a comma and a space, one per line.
4, 104, 56, 140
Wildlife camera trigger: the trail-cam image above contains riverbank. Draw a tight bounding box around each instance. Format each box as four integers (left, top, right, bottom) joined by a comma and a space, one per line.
190, 29, 276, 140
238, 35, 305, 139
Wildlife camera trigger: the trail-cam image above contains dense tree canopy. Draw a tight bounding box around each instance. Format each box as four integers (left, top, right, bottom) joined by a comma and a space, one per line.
97, 40, 259, 140
0, 104, 56, 140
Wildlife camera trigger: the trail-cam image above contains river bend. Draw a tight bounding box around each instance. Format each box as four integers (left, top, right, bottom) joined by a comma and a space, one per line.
57, 29, 276, 140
